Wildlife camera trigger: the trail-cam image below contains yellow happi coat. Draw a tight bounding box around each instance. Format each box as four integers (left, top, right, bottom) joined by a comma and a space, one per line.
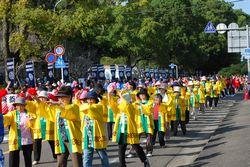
36, 102, 82, 154
154, 103, 169, 132
112, 99, 140, 144
171, 95, 186, 121
134, 100, 154, 134
26, 101, 54, 141
3, 110, 34, 151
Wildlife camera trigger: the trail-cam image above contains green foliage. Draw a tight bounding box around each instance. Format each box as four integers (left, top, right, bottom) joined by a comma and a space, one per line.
1, 0, 250, 74
219, 62, 247, 77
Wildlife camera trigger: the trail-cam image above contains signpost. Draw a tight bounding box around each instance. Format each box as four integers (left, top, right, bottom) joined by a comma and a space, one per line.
44, 45, 66, 83
169, 63, 178, 79
204, 21, 216, 33
214, 22, 250, 85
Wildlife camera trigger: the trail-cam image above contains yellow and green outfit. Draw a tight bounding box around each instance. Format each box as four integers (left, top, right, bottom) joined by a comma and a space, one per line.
36, 102, 82, 166
25, 101, 56, 161
112, 98, 147, 166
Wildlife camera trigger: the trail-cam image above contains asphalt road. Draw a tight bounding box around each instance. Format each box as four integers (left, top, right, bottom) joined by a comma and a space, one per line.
0, 94, 242, 167
192, 93, 250, 167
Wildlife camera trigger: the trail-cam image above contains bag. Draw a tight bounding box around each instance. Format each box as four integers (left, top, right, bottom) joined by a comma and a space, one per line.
185, 110, 190, 124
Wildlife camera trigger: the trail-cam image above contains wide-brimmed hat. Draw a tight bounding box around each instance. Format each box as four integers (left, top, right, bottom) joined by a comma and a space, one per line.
86, 91, 99, 102
159, 84, 167, 90
79, 90, 88, 100
173, 86, 181, 93
56, 86, 72, 97
38, 91, 48, 99
13, 97, 26, 106
137, 88, 150, 99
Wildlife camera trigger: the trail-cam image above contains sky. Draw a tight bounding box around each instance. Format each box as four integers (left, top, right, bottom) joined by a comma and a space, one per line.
225, 0, 250, 14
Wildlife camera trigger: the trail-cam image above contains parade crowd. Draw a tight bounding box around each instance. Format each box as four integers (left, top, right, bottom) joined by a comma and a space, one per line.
0, 75, 247, 167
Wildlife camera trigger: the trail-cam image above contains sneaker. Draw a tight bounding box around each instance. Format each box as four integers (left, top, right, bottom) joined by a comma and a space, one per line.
146, 153, 152, 157
126, 153, 135, 158
32, 161, 39, 165
144, 159, 151, 167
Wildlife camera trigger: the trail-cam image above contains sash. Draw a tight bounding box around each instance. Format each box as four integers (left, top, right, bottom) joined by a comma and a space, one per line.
16, 111, 22, 149
40, 118, 46, 140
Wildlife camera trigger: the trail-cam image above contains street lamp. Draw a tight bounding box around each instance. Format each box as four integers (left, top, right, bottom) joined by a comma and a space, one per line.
54, 0, 64, 12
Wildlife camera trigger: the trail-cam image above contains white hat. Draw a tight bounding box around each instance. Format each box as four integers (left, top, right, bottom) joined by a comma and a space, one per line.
173, 86, 181, 92
38, 91, 48, 99
188, 81, 194, 86
201, 76, 206, 81
154, 81, 161, 86
159, 83, 167, 90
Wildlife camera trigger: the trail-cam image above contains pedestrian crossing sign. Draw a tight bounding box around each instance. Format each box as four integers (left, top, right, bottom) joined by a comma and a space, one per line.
204, 21, 216, 33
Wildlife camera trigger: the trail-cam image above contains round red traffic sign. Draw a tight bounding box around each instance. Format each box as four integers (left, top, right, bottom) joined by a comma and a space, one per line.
54, 45, 65, 56
45, 53, 57, 64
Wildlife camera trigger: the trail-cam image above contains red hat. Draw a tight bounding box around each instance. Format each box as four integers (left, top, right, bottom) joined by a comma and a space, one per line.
27, 88, 37, 96
48, 93, 58, 102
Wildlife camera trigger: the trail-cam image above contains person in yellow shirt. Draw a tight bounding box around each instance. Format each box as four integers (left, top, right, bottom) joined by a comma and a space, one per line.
134, 88, 154, 157
3, 97, 33, 167
111, 91, 150, 167
172, 86, 187, 136
31, 86, 82, 167
30, 91, 56, 165
152, 94, 168, 147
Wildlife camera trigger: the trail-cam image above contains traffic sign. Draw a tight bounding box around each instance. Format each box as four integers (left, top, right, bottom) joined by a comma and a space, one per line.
54, 45, 65, 56
204, 21, 216, 33
216, 23, 227, 34
55, 56, 66, 68
45, 53, 57, 64
169, 63, 176, 69
245, 48, 250, 55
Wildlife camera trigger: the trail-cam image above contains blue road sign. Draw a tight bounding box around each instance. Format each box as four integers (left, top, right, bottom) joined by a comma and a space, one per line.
55, 56, 66, 68
245, 48, 250, 55
204, 21, 216, 33
169, 63, 176, 69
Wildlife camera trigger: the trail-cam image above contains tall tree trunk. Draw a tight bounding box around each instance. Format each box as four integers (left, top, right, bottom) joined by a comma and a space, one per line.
2, 15, 11, 83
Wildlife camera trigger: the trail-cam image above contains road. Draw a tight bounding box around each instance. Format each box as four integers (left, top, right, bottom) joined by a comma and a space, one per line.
0, 94, 242, 167
192, 93, 250, 167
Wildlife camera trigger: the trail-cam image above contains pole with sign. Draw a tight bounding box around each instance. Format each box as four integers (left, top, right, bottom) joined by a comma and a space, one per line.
169, 63, 178, 79
54, 45, 66, 83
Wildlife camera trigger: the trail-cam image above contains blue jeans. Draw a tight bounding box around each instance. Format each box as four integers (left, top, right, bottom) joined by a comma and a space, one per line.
83, 147, 110, 167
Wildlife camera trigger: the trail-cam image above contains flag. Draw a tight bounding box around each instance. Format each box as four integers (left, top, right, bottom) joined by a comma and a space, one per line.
91, 64, 98, 80
145, 67, 150, 78
47, 63, 54, 83
26, 60, 36, 87
154, 68, 159, 80
63, 60, 69, 82
6, 58, 15, 87
125, 66, 132, 81
97, 64, 105, 80
110, 65, 116, 81
150, 68, 154, 78
118, 65, 125, 80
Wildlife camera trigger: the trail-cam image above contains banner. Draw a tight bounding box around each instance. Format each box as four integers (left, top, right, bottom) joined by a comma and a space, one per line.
26, 60, 36, 87
125, 66, 132, 81
6, 58, 15, 87
150, 68, 154, 78
97, 64, 105, 80
63, 60, 69, 82
47, 63, 54, 83
118, 65, 125, 80
91, 64, 98, 80
110, 65, 116, 81
154, 68, 160, 80
160, 68, 167, 79
145, 67, 150, 78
